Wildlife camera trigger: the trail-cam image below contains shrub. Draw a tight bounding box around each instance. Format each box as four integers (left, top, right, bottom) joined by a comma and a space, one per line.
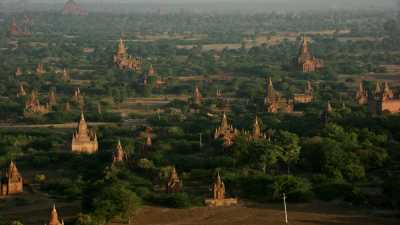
272, 175, 313, 202
147, 193, 192, 208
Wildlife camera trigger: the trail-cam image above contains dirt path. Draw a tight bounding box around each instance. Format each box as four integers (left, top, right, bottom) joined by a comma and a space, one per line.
130, 202, 399, 225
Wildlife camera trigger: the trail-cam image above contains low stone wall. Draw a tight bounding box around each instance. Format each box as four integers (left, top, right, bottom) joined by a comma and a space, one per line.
205, 198, 238, 207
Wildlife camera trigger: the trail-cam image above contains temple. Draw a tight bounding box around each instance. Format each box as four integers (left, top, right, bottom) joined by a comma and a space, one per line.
166, 167, 183, 193
15, 67, 23, 77
64, 102, 71, 112
48, 205, 64, 225
1, 161, 23, 196
113, 140, 126, 163
73, 88, 85, 108
8, 17, 31, 37
25, 91, 49, 114
114, 38, 142, 72
294, 80, 314, 104
36, 63, 45, 75
205, 172, 238, 207
355, 81, 368, 105
297, 37, 324, 73
48, 89, 57, 106
369, 82, 400, 114
321, 101, 333, 124
62, 0, 88, 16
17, 84, 26, 97
214, 112, 239, 147
62, 68, 70, 82
71, 112, 98, 153
193, 85, 203, 105
145, 132, 152, 148
148, 64, 156, 76
250, 116, 266, 140
265, 78, 294, 113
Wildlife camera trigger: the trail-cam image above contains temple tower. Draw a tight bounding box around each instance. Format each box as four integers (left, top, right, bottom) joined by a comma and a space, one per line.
193, 84, 202, 105
48, 205, 64, 225
71, 112, 98, 153
355, 81, 368, 105
113, 140, 126, 163
265, 77, 278, 113
0, 161, 23, 196
17, 84, 26, 97
166, 167, 183, 193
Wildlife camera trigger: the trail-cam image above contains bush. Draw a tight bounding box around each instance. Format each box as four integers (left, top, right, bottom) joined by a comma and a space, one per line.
272, 175, 313, 202
314, 181, 366, 205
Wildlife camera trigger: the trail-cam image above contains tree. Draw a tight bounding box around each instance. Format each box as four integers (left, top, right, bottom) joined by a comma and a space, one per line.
274, 131, 301, 174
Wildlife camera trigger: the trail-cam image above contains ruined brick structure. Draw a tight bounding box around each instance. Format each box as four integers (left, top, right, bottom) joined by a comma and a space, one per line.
369, 82, 400, 114
48, 205, 64, 225
265, 78, 294, 113
113, 140, 126, 163
214, 113, 239, 147
71, 112, 98, 153
1, 161, 23, 196
62, 0, 88, 16
356, 81, 368, 105
294, 80, 314, 104
205, 172, 237, 207
25, 91, 49, 114
166, 167, 183, 193
114, 38, 142, 72
297, 37, 324, 73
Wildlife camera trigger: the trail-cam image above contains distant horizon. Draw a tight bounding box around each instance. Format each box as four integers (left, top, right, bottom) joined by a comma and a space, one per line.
1, 0, 399, 13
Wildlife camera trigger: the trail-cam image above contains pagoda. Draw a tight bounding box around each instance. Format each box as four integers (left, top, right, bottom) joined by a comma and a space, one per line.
25, 91, 49, 114
36, 63, 45, 75
355, 81, 368, 105
48, 89, 57, 106
193, 84, 202, 105
112, 140, 126, 163
71, 112, 98, 153
73, 88, 85, 109
62, 68, 70, 82
265, 78, 293, 113
15, 67, 23, 77
113, 37, 142, 72
321, 101, 333, 124
214, 112, 239, 147
166, 167, 183, 193
17, 84, 26, 97
250, 116, 266, 140
297, 37, 324, 72
369, 81, 400, 114
148, 64, 156, 76
0, 161, 23, 196
62, 0, 88, 16
48, 205, 64, 225
8, 17, 31, 37
294, 80, 314, 104
205, 172, 237, 207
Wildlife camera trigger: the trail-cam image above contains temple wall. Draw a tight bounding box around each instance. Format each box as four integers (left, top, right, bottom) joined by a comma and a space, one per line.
381, 100, 400, 113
